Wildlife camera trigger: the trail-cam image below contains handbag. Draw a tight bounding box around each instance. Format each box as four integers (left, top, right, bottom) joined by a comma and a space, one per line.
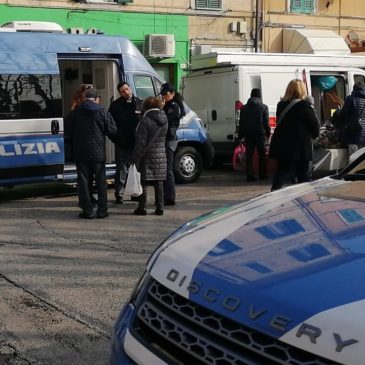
124, 164, 143, 197
232, 143, 246, 171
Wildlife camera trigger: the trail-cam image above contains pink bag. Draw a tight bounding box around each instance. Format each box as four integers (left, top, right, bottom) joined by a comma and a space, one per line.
232, 143, 246, 171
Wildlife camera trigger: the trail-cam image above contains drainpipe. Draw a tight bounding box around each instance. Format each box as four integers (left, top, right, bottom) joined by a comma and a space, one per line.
254, 0, 261, 52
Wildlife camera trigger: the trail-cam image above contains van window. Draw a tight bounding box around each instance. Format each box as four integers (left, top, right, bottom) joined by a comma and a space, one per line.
354, 75, 365, 85
0, 74, 62, 119
311, 75, 345, 125
134, 75, 155, 99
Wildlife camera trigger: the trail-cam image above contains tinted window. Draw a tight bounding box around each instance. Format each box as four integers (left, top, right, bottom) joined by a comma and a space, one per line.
0, 74, 62, 119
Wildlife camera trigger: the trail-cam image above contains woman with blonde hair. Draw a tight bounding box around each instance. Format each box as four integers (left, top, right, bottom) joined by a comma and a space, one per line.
269, 79, 320, 191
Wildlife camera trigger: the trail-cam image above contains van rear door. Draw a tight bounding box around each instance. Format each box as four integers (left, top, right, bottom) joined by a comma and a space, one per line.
0, 52, 64, 186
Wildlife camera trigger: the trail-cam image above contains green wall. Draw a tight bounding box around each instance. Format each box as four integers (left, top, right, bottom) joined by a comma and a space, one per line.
0, 4, 188, 86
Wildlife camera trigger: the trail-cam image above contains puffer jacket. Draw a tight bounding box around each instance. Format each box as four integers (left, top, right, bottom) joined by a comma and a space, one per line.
338, 86, 365, 144
69, 100, 117, 162
131, 108, 168, 181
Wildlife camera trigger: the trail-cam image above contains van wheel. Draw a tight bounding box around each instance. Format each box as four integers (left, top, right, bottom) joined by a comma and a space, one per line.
173, 146, 202, 184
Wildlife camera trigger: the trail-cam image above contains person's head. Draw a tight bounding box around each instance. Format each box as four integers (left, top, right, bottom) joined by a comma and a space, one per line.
71, 84, 93, 110
84, 88, 101, 104
353, 82, 365, 93
160, 83, 176, 102
250, 88, 261, 99
282, 79, 307, 101
141, 96, 163, 113
117, 82, 132, 100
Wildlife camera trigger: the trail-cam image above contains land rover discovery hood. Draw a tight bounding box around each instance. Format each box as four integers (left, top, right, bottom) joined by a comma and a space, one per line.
148, 177, 365, 364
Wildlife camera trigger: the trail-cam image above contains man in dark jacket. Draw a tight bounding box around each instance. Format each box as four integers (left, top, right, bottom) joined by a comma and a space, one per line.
338, 82, 365, 156
238, 88, 271, 182
108, 82, 142, 204
69, 88, 117, 219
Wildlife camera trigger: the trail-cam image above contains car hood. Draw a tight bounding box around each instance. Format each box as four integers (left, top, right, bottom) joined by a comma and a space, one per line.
148, 177, 365, 364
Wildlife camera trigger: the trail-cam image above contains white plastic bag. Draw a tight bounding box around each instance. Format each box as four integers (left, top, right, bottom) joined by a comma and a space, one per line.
124, 164, 142, 197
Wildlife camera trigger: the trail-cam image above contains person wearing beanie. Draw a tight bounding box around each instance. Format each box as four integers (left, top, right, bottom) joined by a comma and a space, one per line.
238, 88, 271, 182
68, 85, 117, 219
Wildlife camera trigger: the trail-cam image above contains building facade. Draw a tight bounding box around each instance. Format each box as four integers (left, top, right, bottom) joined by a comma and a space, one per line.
1, 0, 365, 86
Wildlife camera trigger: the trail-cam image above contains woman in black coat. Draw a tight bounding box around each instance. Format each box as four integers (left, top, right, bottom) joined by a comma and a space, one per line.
131, 96, 168, 215
269, 79, 320, 191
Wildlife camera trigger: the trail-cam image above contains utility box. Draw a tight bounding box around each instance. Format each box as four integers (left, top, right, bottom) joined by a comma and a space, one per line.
238, 21, 247, 34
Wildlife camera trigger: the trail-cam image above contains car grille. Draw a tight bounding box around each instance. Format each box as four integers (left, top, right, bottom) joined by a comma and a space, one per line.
131, 279, 340, 365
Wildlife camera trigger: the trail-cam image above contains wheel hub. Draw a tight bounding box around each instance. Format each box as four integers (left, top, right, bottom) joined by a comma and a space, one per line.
180, 155, 196, 176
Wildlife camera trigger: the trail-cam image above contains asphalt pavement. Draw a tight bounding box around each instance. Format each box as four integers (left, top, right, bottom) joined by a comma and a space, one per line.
0, 167, 271, 365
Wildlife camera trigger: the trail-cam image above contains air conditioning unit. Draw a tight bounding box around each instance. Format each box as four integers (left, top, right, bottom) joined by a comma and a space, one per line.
144, 34, 175, 58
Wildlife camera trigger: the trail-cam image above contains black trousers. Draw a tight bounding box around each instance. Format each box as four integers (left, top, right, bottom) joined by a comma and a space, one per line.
245, 136, 267, 179
76, 162, 108, 215
163, 145, 176, 203
271, 160, 310, 191
138, 180, 164, 211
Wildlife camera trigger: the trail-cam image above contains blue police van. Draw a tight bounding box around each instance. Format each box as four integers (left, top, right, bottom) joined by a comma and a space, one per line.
0, 29, 213, 187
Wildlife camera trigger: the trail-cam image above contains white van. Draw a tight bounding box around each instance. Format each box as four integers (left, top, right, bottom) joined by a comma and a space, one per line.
181, 52, 365, 172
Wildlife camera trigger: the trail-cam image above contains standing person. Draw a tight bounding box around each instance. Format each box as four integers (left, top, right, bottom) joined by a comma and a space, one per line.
69, 88, 117, 219
160, 83, 185, 206
108, 82, 142, 204
338, 82, 365, 156
130, 96, 168, 216
238, 88, 271, 182
269, 79, 320, 191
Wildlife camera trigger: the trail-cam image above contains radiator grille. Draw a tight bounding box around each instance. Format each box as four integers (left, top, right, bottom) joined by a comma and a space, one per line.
131, 280, 340, 365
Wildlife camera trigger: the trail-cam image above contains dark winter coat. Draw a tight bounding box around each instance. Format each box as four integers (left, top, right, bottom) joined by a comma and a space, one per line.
238, 97, 270, 139
68, 100, 117, 162
163, 99, 184, 141
108, 95, 142, 150
269, 99, 320, 162
131, 108, 168, 181
338, 86, 365, 144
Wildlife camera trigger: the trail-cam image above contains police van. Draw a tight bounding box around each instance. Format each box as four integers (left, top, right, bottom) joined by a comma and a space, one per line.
0, 24, 213, 187
181, 51, 365, 172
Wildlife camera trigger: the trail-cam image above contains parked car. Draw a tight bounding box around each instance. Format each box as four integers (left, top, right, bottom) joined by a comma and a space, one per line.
110, 151, 365, 365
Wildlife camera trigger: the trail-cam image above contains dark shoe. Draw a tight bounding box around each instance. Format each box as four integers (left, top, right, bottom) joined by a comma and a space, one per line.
133, 208, 147, 216
164, 200, 175, 206
115, 197, 123, 204
79, 211, 96, 219
155, 209, 164, 216
246, 176, 257, 182
97, 211, 109, 219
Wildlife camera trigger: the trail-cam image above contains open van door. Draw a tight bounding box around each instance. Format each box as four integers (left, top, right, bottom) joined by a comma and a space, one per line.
0, 52, 64, 186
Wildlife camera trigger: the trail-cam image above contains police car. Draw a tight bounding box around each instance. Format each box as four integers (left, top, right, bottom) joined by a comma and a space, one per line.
110, 152, 365, 365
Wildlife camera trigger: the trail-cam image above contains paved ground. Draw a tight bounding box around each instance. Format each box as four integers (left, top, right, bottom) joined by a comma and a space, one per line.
0, 168, 271, 365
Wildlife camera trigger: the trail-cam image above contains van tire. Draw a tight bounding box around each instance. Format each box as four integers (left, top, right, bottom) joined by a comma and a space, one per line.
173, 146, 202, 184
